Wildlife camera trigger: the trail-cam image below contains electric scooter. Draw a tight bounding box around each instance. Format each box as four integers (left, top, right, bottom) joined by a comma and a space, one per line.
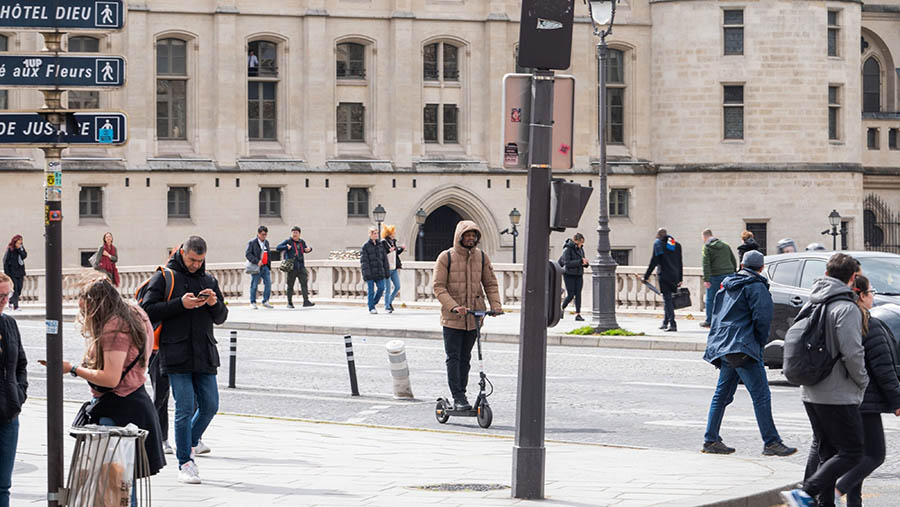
435, 309, 498, 428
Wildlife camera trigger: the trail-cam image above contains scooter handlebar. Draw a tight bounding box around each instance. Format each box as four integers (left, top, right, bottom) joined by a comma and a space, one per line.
466, 310, 501, 317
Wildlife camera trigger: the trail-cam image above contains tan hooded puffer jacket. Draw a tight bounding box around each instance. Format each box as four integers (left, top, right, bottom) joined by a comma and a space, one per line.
432, 221, 502, 331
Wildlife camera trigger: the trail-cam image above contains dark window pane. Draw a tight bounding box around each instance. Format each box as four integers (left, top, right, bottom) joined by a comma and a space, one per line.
158, 39, 187, 76
424, 43, 438, 80
263, 82, 275, 100
890, 129, 898, 150
259, 188, 281, 217
828, 29, 837, 57
337, 103, 365, 142
167, 187, 190, 218
745, 223, 767, 254
70, 36, 99, 52
771, 260, 801, 287
336, 42, 366, 78
68, 91, 99, 109
724, 107, 743, 139
347, 188, 368, 217
868, 128, 878, 149
863, 58, 880, 113
609, 189, 628, 217
424, 104, 438, 142
249, 41, 277, 77
0, 35, 7, 52
724, 27, 743, 55
828, 107, 838, 140
79, 187, 102, 218
724, 85, 743, 103
607, 88, 624, 144
828, 11, 838, 26
828, 86, 839, 105
443, 104, 458, 143
724, 10, 743, 25
443, 44, 459, 81
610, 249, 630, 266
605, 49, 624, 83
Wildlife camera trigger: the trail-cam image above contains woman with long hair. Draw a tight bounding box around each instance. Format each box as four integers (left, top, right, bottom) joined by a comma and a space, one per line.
1, 236, 26, 311
381, 225, 405, 313
0, 273, 27, 507
96, 232, 120, 287
43, 276, 165, 488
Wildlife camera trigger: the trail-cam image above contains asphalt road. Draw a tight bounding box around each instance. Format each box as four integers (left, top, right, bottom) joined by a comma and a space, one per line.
16, 320, 900, 505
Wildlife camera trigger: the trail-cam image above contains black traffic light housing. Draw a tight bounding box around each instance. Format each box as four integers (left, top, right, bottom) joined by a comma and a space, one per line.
550, 179, 594, 232
547, 260, 563, 327
517, 0, 576, 70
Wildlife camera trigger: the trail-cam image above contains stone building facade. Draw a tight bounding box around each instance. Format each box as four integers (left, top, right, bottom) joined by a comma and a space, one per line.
0, 0, 898, 270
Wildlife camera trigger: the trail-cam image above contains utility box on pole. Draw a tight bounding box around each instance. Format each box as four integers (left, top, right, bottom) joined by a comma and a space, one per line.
517, 0, 576, 70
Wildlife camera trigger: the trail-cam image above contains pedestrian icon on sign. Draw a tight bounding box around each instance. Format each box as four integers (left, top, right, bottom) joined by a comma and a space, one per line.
95, 2, 120, 28
101, 62, 115, 82
98, 120, 114, 143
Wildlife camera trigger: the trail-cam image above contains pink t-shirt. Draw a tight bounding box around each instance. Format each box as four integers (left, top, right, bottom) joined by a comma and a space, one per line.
88, 306, 154, 398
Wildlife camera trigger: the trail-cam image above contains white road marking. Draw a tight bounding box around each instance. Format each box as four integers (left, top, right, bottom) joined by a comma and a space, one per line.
345, 404, 392, 423
623, 381, 794, 393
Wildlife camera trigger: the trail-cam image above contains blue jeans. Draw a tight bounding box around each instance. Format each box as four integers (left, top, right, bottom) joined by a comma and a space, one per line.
97, 415, 137, 507
384, 270, 400, 309
704, 357, 781, 446
249, 266, 271, 304
168, 373, 219, 466
367, 279, 385, 311
0, 417, 18, 507
705, 274, 728, 323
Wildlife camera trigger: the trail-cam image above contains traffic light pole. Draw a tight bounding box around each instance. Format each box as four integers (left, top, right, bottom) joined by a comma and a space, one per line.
40, 32, 65, 507
512, 69, 555, 500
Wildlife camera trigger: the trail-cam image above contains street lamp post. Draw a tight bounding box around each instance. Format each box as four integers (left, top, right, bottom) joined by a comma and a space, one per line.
588, 0, 620, 332
373, 203, 387, 238
822, 209, 842, 251
415, 208, 427, 261
500, 208, 522, 263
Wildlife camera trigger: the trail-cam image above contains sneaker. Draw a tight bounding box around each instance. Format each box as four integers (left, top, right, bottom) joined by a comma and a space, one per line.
700, 321, 711, 328
262, 302, 274, 309
780, 489, 814, 507
659, 322, 668, 330
574, 314, 584, 321
701, 441, 735, 454
162, 440, 174, 455
177, 460, 201, 484
453, 398, 472, 411
665, 325, 678, 332
251, 303, 258, 309
194, 440, 211, 455
369, 308, 377, 314
286, 303, 295, 309
763, 442, 797, 457
303, 301, 315, 307
387, 304, 394, 312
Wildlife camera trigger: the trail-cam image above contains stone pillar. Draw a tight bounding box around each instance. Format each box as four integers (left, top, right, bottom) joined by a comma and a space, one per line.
389, 6, 414, 167
304, 7, 330, 167
317, 266, 335, 299
399, 268, 417, 303
213, 5, 239, 165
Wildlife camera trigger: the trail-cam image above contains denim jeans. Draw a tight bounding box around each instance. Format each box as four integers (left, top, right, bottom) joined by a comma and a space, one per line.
705, 274, 728, 323
0, 417, 18, 507
704, 357, 781, 446
366, 279, 385, 311
384, 270, 400, 309
97, 415, 137, 507
443, 327, 478, 400
168, 373, 219, 466
249, 266, 271, 304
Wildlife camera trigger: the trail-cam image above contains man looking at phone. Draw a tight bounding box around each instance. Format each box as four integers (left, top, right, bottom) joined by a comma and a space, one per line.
140, 236, 228, 485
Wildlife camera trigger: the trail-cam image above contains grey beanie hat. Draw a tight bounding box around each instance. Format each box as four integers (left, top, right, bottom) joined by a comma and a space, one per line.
742, 250, 765, 270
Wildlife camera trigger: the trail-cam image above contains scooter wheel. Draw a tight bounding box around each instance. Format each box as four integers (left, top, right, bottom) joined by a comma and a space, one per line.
476, 403, 493, 428
435, 400, 450, 424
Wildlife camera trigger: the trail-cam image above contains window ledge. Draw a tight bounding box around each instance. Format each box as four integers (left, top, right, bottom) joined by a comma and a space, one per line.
259, 216, 285, 225
337, 79, 369, 86
167, 217, 195, 225
829, 140, 845, 146
78, 217, 106, 226
721, 139, 745, 144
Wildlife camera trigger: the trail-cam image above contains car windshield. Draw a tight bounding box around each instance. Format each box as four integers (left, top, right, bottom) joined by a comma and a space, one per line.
860, 258, 900, 296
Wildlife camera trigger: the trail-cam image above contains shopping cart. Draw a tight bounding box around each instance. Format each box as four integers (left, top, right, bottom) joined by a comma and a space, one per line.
64, 424, 152, 507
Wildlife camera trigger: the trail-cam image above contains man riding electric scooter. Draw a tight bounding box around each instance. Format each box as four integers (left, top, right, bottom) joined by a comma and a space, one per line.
432, 220, 503, 412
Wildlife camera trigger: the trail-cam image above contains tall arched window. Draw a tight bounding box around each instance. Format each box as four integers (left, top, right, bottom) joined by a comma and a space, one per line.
248, 40, 278, 140
424, 41, 459, 82
600, 48, 625, 144
863, 57, 881, 113
157, 38, 188, 139
68, 36, 100, 109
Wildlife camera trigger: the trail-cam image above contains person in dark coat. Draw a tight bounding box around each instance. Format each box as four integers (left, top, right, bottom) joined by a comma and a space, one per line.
701, 251, 797, 457
139, 236, 227, 485
360, 226, 390, 314
276, 226, 314, 308
245, 225, 272, 309
736, 230, 762, 260
642, 228, 683, 332
0, 273, 27, 507
826, 275, 900, 507
2, 236, 26, 311
560, 233, 589, 321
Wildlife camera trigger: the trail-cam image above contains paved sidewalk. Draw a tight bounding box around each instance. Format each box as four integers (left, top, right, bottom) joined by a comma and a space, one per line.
11, 302, 711, 352
14, 401, 799, 506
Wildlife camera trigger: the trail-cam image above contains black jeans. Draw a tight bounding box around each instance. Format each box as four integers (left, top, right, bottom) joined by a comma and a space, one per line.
286, 267, 309, 305
802, 402, 864, 505
661, 281, 676, 327
836, 413, 886, 507
148, 351, 170, 440
562, 274, 583, 314
8, 276, 22, 308
443, 327, 478, 400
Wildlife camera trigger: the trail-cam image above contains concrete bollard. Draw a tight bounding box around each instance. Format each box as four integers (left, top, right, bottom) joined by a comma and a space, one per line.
385, 340, 414, 399
345, 335, 360, 396
228, 330, 237, 388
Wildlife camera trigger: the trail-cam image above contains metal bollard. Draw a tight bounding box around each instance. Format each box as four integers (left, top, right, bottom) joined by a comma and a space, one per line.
344, 335, 360, 396
228, 330, 237, 388
385, 340, 414, 399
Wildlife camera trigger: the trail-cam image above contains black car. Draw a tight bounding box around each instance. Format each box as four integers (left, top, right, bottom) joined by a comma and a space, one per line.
761, 251, 900, 368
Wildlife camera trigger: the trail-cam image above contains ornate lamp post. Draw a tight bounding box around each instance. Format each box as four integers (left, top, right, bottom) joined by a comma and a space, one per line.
373, 203, 386, 238
587, 0, 620, 331
415, 207, 427, 260
823, 209, 842, 251
501, 208, 522, 263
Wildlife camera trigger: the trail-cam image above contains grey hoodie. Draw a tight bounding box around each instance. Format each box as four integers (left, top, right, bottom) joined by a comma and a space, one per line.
800, 276, 868, 405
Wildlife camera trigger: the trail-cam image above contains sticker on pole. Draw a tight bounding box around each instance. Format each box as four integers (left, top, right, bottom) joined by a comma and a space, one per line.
48, 210, 61, 221
46, 320, 59, 334
46, 171, 62, 186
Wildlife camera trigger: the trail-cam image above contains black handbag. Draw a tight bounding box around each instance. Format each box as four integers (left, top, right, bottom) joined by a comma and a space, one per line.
72, 399, 95, 427
672, 287, 692, 310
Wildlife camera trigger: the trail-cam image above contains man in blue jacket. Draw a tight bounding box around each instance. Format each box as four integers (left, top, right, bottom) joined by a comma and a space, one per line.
701, 250, 797, 457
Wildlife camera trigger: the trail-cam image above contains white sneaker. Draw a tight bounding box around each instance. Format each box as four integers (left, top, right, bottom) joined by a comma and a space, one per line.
194, 440, 211, 455
251, 303, 258, 309
162, 440, 173, 455
369, 308, 377, 314
177, 460, 201, 484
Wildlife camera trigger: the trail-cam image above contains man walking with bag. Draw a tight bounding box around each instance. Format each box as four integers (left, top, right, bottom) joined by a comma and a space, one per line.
245, 226, 273, 309
642, 228, 683, 332
276, 226, 314, 308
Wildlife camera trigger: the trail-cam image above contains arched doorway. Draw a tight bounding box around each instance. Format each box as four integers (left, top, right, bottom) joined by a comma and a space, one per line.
416, 205, 463, 261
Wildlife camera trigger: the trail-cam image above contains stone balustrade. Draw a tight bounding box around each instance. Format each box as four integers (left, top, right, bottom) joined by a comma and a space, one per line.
17, 261, 706, 313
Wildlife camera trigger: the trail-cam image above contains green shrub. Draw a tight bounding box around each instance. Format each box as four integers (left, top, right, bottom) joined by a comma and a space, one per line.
565, 326, 645, 336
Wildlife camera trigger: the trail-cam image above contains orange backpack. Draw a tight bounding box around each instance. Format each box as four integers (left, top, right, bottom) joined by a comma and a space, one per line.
134, 266, 175, 350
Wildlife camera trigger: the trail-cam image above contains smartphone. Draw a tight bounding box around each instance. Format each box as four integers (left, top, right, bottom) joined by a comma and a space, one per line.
196, 293, 209, 300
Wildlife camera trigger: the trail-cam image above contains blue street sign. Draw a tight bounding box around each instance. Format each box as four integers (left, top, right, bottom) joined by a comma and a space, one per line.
0, 55, 125, 87
0, 1, 125, 30
0, 112, 126, 145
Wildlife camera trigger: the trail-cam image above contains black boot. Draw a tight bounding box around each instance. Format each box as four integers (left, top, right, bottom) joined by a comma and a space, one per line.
666, 323, 677, 332
659, 321, 668, 330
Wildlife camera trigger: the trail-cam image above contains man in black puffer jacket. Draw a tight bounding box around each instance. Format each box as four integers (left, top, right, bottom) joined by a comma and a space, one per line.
360, 227, 389, 314
560, 233, 588, 321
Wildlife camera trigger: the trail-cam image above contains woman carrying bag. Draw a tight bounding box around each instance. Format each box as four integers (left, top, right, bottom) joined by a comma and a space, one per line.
2, 236, 26, 311
95, 232, 120, 287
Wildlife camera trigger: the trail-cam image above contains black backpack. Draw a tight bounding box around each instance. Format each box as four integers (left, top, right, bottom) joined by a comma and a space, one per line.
782, 293, 855, 386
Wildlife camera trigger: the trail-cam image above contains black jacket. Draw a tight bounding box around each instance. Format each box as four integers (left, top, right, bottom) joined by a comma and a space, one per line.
2, 247, 26, 278
859, 317, 900, 414
382, 238, 405, 270
736, 238, 762, 261
139, 250, 228, 375
245, 237, 271, 269
560, 239, 586, 277
360, 239, 390, 281
276, 238, 309, 269
0, 314, 27, 423
644, 235, 683, 289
